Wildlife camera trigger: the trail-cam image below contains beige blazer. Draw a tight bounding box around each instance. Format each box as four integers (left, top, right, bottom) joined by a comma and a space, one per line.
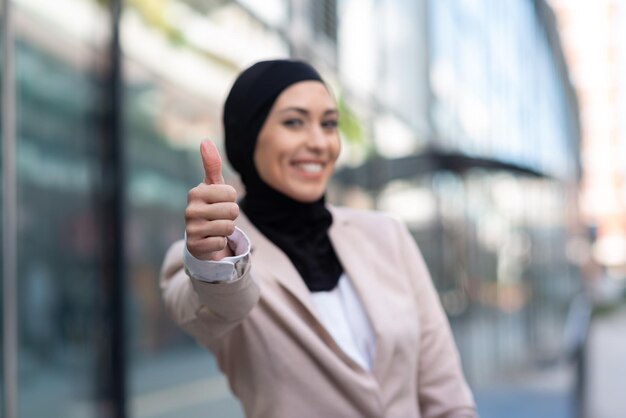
161, 206, 476, 418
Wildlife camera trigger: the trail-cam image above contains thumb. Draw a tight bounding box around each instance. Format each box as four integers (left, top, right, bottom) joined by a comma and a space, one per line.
200, 140, 225, 185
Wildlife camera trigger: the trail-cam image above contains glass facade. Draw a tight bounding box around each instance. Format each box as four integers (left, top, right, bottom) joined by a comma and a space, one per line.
331, 169, 581, 386
335, 0, 582, 393
13, 0, 108, 416
123, 2, 288, 417
4, 0, 289, 417
429, 0, 577, 179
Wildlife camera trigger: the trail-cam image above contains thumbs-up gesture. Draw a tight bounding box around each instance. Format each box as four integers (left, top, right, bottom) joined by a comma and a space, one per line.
185, 140, 239, 261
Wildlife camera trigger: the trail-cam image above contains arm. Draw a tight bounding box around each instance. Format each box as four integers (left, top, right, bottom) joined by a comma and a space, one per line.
160, 140, 260, 349
160, 238, 259, 349
395, 221, 477, 418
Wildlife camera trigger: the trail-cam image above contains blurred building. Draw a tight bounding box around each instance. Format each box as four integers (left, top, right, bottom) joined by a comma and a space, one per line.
1, 1, 292, 417
1, 0, 582, 417
549, 0, 626, 278
333, 0, 582, 391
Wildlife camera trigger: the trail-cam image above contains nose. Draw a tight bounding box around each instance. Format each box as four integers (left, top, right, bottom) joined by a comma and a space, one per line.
306, 124, 331, 152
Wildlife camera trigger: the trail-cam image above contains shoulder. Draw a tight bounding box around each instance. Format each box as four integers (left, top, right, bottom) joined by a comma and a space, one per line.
329, 206, 428, 287
329, 205, 409, 243
330, 205, 404, 229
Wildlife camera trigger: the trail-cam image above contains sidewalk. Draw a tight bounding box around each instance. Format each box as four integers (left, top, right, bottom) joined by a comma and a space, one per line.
130, 347, 244, 418
585, 305, 626, 418
474, 364, 574, 418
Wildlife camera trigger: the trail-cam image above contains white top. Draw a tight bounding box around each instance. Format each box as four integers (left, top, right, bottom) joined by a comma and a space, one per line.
184, 228, 376, 371
309, 274, 375, 370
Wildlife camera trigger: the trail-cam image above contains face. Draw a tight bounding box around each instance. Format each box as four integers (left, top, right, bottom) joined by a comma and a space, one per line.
254, 81, 341, 202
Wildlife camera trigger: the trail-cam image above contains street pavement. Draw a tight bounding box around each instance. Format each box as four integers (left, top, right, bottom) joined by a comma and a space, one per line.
474, 363, 575, 418
585, 305, 626, 418
475, 302, 626, 418
26, 304, 623, 417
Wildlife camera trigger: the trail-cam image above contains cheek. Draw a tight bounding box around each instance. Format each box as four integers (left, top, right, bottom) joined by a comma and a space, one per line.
254, 146, 274, 180
329, 136, 341, 162
256, 143, 289, 185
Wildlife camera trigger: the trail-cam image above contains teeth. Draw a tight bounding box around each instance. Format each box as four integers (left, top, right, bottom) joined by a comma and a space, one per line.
296, 163, 323, 173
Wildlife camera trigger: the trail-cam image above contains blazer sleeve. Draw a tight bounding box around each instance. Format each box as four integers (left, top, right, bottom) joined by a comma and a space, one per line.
160, 239, 260, 350
395, 221, 477, 418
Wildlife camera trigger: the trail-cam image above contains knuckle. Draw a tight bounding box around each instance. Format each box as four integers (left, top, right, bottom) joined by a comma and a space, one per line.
208, 220, 232, 237
205, 236, 226, 251
184, 205, 203, 222
187, 187, 199, 202
185, 223, 201, 237
186, 240, 200, 253
223, 185, 237, 202
193, 239, 213, 254
203, 185, 223, 203
225, 221, 236, 236
227, 203, 240, 220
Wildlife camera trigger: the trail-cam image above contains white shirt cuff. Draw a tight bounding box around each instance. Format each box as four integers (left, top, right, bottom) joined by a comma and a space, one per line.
183, 227, 251, 283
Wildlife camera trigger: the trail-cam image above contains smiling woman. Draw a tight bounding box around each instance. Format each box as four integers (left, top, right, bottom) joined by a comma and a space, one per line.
254, 81, 341, 203
160, 59, 477, 418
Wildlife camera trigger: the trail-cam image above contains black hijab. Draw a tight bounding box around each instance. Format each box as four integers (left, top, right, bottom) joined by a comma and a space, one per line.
223, 59, 343, 292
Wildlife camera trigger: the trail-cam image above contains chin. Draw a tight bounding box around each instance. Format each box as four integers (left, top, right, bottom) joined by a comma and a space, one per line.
291, 193, 325, 203
285, 187, 326, 203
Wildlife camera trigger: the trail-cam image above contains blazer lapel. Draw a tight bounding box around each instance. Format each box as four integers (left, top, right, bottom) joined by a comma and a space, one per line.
236, 213, 317, 314
237, 208, 391, 380
328, 206, 392, 381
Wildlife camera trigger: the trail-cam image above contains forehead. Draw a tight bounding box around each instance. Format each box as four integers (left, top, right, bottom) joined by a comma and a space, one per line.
272, 81, 336, 110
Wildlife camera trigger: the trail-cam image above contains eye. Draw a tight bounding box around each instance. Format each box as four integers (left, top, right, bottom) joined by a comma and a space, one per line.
322, 119, 338, 130
283, 118, 304, 128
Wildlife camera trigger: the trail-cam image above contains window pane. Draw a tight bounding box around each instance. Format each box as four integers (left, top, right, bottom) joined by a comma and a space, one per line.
121, 2, 286, 416
15, 0, 109, 416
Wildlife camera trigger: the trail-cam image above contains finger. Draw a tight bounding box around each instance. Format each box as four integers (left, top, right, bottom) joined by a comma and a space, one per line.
187, 236, 228, 256
200, 140, 225, 185
185, 202, 239, 222
188, 184, 237, 204
186, 219, 236, 239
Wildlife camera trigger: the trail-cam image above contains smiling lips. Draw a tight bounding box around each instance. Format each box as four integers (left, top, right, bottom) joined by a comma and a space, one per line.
291, 161, 325, 177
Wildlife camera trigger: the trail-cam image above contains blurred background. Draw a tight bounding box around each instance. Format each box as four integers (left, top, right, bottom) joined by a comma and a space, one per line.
1, 0, 625, 417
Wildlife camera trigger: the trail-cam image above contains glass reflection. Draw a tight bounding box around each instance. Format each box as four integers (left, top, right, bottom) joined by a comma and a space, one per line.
334, 168, 580, 386
15, 0, 108, 416
122, 2, 288, 417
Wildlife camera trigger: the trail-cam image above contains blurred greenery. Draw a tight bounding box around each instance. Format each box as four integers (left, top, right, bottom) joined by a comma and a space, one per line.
337, 96, 363, 144
128, 0, 186, 45
111, 0, 367, 153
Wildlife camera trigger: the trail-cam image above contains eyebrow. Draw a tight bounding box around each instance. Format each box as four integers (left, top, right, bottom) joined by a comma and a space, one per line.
277, 107, 338, 116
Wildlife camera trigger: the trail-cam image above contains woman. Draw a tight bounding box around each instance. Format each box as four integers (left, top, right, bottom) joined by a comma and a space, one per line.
161, 60, 476, 418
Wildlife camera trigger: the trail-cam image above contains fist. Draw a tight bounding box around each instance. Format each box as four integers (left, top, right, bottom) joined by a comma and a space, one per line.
185, 140, 239, 261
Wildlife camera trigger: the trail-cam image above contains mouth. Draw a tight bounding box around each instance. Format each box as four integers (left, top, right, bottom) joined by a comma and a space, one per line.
290, 161, 326, 177
294, 162, 323, 173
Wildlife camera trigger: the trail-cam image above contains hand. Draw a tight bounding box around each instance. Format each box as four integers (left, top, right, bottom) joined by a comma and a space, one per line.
185, 140, 239, 261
